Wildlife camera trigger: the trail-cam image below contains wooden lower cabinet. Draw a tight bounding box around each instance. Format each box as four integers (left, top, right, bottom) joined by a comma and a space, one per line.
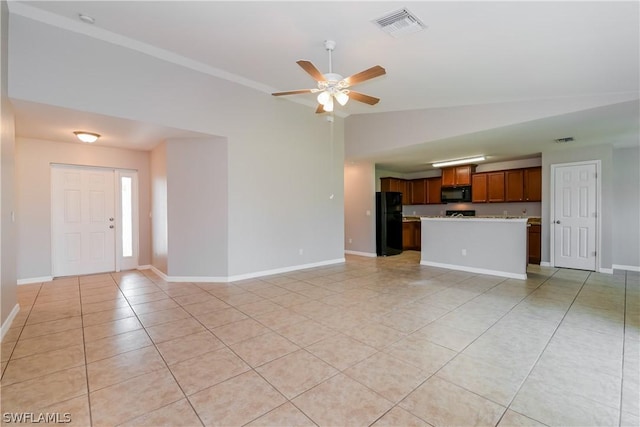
528, 224, 541, 264
402, 221, 421, 250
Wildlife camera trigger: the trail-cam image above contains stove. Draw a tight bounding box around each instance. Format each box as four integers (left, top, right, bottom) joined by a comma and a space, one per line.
445, 210, 476, 217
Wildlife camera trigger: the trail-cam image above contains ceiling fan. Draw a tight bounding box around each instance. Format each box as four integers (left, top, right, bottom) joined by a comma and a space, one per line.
272, 40, 386, 113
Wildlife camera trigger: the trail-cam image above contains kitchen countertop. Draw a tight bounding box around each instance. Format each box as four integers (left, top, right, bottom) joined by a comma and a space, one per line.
403, 216, 541, 223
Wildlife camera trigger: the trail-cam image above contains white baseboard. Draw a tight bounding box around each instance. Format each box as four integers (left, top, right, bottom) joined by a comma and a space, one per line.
345, 250, 377, 258
17, 276, 53, 285
136, 265, 152, 270
420, 260, 527, 280
612, 264, 640, 272
598, 267, 614, 274
1, 304, 20, 342
540, 261, 552, 267
144, 258, 346, 283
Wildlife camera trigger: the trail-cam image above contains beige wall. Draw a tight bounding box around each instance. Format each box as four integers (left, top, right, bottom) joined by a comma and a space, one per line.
15, 138, 151, 280
1, 0, 17, 329
150, 142, 168, 274
11, 15, 345, 279
344, 162, 376, 255
613, 146, 640, 269
166, 137, 228, 277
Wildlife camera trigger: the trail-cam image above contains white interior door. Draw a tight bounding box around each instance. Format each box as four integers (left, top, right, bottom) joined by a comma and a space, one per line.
52, 165, 116, 276
552, 162, 597, 271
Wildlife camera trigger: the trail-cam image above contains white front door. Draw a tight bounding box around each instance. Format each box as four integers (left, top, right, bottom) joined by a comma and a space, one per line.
52, 165, 116, 276
552, 162, 598, 271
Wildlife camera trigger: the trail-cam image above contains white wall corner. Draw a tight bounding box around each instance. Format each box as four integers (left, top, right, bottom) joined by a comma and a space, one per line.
0, 304, 20, 342
612, 264, 640, 272
345, 250, 377, 258
17, 276, 53, 285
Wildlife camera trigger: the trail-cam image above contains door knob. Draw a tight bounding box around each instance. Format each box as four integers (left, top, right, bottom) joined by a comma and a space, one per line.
109, 217, 114, 221
109, 225, 114, 229
554, 220, 561, 224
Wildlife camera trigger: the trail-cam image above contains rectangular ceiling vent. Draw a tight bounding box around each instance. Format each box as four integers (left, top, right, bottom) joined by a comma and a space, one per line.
554, 137, 575, 144
373, 8, 427, 38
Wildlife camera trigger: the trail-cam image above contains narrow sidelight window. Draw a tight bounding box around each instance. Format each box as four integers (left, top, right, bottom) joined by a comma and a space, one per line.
121, 176, 133, 257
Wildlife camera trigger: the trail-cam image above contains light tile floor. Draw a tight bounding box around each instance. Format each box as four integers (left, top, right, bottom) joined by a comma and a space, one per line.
1, 252, 638, 426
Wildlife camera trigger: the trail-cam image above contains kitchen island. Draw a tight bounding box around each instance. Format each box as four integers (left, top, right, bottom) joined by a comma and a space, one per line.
420, 217, 528, 279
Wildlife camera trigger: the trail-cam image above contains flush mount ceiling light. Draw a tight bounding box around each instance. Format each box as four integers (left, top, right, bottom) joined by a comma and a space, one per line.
73, 131, 100, 143
432, 156, 486, 168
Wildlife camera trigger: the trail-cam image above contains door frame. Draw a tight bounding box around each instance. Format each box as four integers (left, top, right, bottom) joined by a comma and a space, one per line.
51, 163, 140, 276
549, 160, 601, 272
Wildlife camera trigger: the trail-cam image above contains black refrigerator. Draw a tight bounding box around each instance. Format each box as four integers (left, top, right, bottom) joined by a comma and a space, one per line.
376, 192, 403, 256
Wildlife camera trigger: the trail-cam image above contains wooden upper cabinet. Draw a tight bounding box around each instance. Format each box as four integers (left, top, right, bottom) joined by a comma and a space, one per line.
441, 168, 456, 187
410, 179, 427, 204
401, 180, 412, 204
380, 177, 401, 192
505, 169, 525, 202
455, 165, 473, 186
426, 177, 442, 204
471, 174, 488, 203
441, 165, 474, 187
381, 177, 412, 205
524, 167, 542, 201
487, 172, 505, 202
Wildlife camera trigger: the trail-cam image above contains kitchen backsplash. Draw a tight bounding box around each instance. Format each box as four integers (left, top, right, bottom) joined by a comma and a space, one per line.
402, 201, 542, 217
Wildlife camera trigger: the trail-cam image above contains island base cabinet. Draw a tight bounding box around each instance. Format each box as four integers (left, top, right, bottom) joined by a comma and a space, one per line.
528, 224, 541, 264
402, 222, 421, 250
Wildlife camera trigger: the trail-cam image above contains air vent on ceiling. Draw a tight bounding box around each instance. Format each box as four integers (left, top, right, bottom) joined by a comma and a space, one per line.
373, 8, 427, 38
554, 137, 575, 143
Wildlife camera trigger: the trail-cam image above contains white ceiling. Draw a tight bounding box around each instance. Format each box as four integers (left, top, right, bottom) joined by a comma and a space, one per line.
8, 1, 640, 170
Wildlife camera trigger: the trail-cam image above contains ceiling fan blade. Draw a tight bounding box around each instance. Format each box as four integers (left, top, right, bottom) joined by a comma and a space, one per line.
297, 60, 326, 82
315, 104, 325, 114
272, 89, 314, 96
349, 91, 380, 105
343, 65, 386, 86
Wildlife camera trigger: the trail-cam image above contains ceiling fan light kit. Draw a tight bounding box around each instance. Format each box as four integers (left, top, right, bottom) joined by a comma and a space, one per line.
272, 40, 385, 113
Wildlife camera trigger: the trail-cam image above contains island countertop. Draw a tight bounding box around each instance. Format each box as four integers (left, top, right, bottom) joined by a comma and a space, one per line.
420, 216, 528, 223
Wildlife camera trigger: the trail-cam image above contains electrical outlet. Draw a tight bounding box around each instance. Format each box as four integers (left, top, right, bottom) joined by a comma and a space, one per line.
366, 210, 371, 216
462, 249, 467, 256
348, 238, 353, 244
298, 248, 303, 255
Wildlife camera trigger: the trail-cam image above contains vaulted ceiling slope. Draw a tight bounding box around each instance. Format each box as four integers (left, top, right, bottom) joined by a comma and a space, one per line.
7, 1, 640, 169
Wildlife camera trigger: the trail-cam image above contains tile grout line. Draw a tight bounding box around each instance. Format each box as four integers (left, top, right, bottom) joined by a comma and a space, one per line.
114, 272, 207, 427
618, 270, 628, 427
391, 270, 557, 426
492, 269, 592, 426
1, 282, 42, 379
78, 276, 95, 427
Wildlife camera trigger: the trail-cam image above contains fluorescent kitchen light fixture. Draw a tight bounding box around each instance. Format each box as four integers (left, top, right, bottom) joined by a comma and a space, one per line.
74, 131, 100, 143
432, 156, 486, 168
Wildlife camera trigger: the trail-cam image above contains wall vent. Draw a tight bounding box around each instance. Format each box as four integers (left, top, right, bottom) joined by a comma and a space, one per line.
554, 137, 575, 143
373, 8, 427, 38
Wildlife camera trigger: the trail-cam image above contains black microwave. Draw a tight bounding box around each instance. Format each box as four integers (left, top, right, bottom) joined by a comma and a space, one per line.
441, 186, 472, 203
